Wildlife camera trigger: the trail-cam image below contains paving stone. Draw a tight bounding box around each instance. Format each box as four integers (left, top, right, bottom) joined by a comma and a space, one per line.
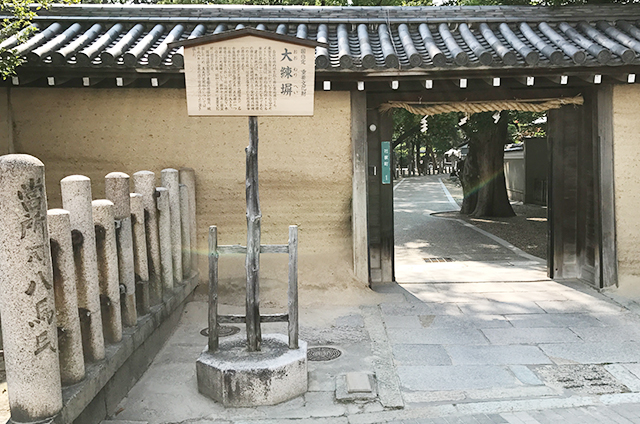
570, 325, 640, 343
483, 291, 569, 302
428, 315, 513, 329
481, 327, 581, 345
402, 390, 466, 404
464, 386, 556, 401
539, 341, 640, 364
392, 344, 452, 366
459, 300, 546, 315
606, 364, 640, 392
446, 345, 551, 365
536, 300, 624, 315
384, 315, 423, 329
388, 328, 489, 346
505, 313, 605, 328
397, 366, 521, 391
509, 365, 545, 386
381, 302, 463, 317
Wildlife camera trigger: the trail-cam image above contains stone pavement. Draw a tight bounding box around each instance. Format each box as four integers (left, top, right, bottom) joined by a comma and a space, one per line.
105, 279, 640, 424
104, 175, 640, 423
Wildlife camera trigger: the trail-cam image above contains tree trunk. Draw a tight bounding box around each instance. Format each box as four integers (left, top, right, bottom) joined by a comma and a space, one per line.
460, 111, 515, 217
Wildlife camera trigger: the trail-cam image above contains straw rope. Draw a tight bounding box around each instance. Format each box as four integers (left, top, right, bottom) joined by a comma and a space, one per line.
379, 95, 584, 115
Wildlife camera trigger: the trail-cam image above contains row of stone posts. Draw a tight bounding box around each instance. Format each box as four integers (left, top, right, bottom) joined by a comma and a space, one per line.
0, 154, 197, 423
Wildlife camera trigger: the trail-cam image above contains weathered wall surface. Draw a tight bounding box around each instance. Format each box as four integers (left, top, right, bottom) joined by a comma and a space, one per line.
9, 88, 367, 306
0, 88, 12, 155
613, 84, 640, 294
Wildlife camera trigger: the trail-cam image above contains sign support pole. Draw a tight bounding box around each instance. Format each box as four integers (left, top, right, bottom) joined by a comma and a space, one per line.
246, 116, 262, 352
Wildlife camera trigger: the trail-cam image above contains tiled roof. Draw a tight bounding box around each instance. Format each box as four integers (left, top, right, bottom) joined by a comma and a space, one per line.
2, 4, 640, 74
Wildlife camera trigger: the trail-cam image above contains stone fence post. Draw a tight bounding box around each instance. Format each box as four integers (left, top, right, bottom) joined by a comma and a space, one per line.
61, 175, 105, 363
179, 183, 191, 278
48, 209, 85, 386
105, 172, 137, 327
156, 187, 173, 297
130, 193, 150, 315
0, 154, 63, 423
179, 167, 197, 273
133, 171, 162, 306
161, 168, 182, 284
92, 199, 122, 344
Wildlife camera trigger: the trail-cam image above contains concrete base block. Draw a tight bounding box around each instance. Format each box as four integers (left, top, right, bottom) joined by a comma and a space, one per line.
196, 334, 308, 407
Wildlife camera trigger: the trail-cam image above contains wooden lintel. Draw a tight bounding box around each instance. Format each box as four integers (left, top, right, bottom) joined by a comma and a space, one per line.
609, 73, 636, 84
217, 313, 289, 324
421, 79, 434, 89
217, 244, 289, 255
115, 77, 136, 87
515, 76, 535, 86
150, 76, 171, 87
10, 75, 40, 86
453, 78, 468, 89
482, 77, 501, 87
82, 77, 105, 87
547, 75, 569, 85
47, 76, 72, 86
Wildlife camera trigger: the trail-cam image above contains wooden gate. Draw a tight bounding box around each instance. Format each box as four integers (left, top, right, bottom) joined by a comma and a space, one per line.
366, 86, 617, 288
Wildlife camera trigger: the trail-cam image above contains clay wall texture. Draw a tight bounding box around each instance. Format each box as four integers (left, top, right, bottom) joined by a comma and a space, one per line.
7, 88, 360, 306
613, 84, 640, 294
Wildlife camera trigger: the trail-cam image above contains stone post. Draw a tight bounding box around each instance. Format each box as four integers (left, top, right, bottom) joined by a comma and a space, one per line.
0, 154, 63, 422
105, 172, 137, 327
48, 209, 85, 386
156, 187, 174, 297
179, 167, 197, 273
130, 193, 150, 315
179, 184, 191, 278
92, 200, 122, 344
60, 175, 105, 363
133, 171, 162, 306
161, 168, 182, 284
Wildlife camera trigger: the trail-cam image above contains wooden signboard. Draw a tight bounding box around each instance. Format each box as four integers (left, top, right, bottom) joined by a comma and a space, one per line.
175, 29, 321, 117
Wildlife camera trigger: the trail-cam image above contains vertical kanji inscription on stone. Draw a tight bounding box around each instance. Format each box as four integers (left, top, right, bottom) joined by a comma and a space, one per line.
0, 154, 63, 423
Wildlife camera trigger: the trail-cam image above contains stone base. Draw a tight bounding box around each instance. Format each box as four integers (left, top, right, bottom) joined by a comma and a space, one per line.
196, 333, 308, 407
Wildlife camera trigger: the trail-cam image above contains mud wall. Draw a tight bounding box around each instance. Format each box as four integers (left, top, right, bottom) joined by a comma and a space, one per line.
613, 84, 640, 293
4, 87, 363, 306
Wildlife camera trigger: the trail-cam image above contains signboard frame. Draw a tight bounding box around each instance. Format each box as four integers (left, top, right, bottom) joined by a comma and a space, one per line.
170, 28, 326, 117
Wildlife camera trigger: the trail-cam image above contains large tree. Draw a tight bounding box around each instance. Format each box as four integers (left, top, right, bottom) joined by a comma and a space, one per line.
459, 111, 515, 217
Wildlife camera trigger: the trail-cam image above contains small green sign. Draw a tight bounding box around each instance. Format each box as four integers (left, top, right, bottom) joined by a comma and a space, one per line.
381, 141, 391, 185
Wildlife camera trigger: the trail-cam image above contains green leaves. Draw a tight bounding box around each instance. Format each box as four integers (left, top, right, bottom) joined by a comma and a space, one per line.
0, 0, 77, 78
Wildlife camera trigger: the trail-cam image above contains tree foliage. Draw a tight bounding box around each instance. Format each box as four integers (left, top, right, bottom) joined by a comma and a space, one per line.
1, 0, 77, 78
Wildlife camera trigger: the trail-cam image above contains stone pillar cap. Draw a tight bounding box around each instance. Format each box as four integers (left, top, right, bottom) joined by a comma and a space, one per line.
92, 199, 114, 207
134, 170, 155, 176
61, 174, 90, 182
105, 172, 130, 179
48, 208, 70, 216
0, 154, 44, 167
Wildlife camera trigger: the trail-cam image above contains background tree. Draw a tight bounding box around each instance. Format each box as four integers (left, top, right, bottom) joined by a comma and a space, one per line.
459, 111, 515, 216
392, 109, 462, 175
1, 0, 76, 78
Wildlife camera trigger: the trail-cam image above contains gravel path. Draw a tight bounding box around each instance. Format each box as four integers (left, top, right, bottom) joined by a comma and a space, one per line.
439, 176, 548, 261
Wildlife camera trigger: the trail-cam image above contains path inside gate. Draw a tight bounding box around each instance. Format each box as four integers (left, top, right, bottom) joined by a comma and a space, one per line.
394, 174, 547, 283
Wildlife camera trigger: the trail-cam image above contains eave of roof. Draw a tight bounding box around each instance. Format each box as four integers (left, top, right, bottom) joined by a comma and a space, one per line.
3, 4, 640, 81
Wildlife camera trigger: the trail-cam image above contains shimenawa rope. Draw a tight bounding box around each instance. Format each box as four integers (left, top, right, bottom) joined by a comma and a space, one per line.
379, 95, 584, 115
